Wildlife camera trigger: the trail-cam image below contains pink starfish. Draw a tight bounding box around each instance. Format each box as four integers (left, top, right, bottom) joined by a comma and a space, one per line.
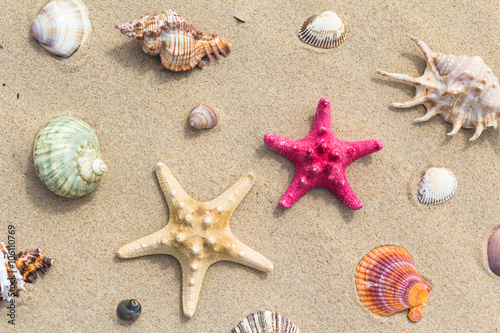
264, 97, 383, 210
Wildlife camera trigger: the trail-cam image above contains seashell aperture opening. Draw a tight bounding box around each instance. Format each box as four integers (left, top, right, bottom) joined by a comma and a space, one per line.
188, 105, 218, 129
31, 0, 92, 59
298, 11, 348, 48
355, 246, 431, 322
33, 116, 106, 198
417, 167, 457, 206
377, 37, 500, 141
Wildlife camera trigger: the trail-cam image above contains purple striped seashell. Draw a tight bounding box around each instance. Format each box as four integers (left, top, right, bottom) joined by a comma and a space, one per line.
488, 229, 500, 276
355, 246, 432, 322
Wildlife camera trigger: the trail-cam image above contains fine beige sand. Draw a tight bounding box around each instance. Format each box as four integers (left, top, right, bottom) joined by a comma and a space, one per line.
1, 0, 499, 332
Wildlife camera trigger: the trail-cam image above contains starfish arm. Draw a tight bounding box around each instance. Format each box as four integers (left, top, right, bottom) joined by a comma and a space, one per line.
310, 97, 333, 134
264, 133, 301, 159
279, 174, 312, 208
117, 228, 173, 258
344, 139, 383, 163
221, 236, 273, 272
180, 262, 210, 318
206, 172, 255, 216
325, 182, 363, 210
156, 162, 194, 210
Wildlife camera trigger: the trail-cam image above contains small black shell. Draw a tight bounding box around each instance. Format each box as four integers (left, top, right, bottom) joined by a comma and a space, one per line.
117, 299, 141, 321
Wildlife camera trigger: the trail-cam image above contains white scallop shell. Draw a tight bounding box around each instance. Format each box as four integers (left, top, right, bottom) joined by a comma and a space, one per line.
230, 311, 300, 333
31, 0, 92, 58
417, 167, 457, 206
298, 11, 348, 48
378, 37, 500, 141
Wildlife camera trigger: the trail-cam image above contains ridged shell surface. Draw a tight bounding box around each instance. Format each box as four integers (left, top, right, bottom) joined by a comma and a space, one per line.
378, 37, 500, 140
355, 246, 431, 322
189, 105, 218, 129
115, 10, 230, 71
33, 116, 107, 198
230, 311, 300, 333
298, 11, 348, 48
417, 167, 457, 206
31, 0, 91, 58
488, 229, 500, 276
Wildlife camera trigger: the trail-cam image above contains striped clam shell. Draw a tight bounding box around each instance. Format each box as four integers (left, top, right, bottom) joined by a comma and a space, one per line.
355, 246, 431, 322
115, 10, 230, 71
298, 11, 348, 48
31, 0, 92, 59
230, 311, 300, 333
33, 116, 107, 198
417, 167, 457, 206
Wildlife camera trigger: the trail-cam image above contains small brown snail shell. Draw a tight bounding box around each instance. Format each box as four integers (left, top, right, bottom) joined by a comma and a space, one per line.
189, 105, 218, 129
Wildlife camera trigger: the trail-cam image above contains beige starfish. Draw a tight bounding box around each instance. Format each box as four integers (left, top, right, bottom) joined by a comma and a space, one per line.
117, 162, 273, 317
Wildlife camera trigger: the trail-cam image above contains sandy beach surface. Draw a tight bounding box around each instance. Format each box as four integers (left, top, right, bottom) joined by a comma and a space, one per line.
1, 0, 499, 331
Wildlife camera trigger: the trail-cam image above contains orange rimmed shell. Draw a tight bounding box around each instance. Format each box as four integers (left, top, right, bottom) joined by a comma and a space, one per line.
355, 246, 431, 322
115, 10, 230, 71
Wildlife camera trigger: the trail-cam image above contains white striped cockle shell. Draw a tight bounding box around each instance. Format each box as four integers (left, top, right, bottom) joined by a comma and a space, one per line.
488, 229, 500, 276
31, 0, 91, 59
417, 167, 457, 206
377, 37, 500, 141
298, 11, 348, 48
33, 116, 107, 198
189, 105, 218, 129
115, 10, 230, 71
230, 311, 300, 333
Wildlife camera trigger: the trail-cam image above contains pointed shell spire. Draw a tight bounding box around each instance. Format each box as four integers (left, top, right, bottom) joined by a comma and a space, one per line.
31, 0, 92, 58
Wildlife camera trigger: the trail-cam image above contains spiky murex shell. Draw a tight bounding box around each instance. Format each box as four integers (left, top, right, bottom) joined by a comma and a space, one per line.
33, 116, 106, 198
377, 37, 500, 141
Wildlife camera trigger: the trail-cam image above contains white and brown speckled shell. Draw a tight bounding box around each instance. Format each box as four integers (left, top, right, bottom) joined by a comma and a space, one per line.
230, 311, 300, 333
115, 10, 230, 71
378, 37, 500, 141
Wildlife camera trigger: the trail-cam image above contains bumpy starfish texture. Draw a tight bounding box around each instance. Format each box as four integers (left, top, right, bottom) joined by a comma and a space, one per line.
117, 162, 273, 317
264, 97, 383, 210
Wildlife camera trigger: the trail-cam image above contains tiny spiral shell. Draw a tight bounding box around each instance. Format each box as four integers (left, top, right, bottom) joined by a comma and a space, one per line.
33, 116, 107, 198
189, 105, 218, 129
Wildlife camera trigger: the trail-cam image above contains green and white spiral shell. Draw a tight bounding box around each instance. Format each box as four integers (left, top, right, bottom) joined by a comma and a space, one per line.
33, 116, 107, 198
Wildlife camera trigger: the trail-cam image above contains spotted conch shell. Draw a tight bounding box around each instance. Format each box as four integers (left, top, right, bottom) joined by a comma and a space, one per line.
355, 246, 431, 322
378, 37, 500, 141
115, 10, 231, 71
